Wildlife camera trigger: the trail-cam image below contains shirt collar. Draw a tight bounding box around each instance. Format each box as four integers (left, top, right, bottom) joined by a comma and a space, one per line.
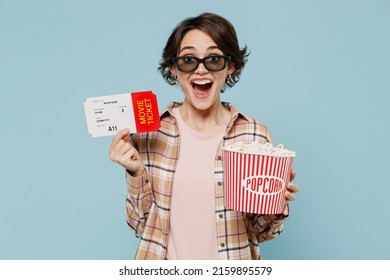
161, 101, 251, 124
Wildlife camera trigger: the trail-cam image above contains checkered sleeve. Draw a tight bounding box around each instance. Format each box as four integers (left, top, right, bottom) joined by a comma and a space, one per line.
124, 133, 154, 238
125, 170, 153, 238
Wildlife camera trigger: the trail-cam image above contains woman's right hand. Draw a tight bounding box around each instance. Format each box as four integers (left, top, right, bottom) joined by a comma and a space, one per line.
108, 128, 144, 177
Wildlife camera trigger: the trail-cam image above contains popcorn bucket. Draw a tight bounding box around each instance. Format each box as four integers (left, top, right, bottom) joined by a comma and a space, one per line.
223, 149, 294, 214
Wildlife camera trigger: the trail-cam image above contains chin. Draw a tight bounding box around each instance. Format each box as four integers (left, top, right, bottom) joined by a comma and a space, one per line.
191, 96, 221, 112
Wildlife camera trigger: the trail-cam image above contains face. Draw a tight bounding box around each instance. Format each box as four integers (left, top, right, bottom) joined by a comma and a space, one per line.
170, 29, 234, 112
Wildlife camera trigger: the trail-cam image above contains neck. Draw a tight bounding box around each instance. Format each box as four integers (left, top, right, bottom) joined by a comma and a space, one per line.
179, 101, 230, 132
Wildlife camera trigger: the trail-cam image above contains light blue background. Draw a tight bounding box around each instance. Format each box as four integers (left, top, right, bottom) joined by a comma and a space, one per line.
1, 0, 389, 260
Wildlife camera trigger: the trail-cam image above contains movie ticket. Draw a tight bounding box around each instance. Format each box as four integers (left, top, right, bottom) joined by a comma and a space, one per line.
84, 91, 161, 137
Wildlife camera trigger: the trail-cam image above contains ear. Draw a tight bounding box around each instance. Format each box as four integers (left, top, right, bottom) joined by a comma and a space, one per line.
227, 62, 235, 75
170, 65, 177, 77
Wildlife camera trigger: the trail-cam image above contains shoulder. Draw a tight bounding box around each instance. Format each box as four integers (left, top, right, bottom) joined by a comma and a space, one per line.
224, 102, 273, 144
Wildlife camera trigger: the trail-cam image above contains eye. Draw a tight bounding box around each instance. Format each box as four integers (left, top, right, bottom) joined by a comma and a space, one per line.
182, 57, 196, 64
208, 56, 222, 63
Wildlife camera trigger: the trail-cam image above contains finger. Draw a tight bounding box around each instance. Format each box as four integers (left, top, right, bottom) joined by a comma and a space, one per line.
117, 141, 132, 157
112, 143, 132, 162
283, 204, 289, 216
109, 139, 126, 161
290, 169, 296, 181
120, 149, 142, 173
121, 148, 139, 165
109, 128, 130, 154
284, 191, 295, 201
287, 182, 300, 193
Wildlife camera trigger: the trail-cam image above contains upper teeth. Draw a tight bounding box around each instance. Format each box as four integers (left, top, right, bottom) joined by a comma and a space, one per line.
193, 80, 212, 85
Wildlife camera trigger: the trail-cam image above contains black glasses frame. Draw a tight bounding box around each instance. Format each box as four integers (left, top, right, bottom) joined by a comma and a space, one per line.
172, 55, 231, 72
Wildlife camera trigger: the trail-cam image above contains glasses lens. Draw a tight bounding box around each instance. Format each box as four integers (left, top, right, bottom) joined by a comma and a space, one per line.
205, 56, 227, 71
177, 57, 198, 72
174, 56, 229, 72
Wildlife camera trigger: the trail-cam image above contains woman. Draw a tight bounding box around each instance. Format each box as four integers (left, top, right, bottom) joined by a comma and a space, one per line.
109, 13, 299, 260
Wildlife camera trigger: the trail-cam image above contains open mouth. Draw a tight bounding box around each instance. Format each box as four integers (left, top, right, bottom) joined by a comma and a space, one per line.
192, 79, 213, 97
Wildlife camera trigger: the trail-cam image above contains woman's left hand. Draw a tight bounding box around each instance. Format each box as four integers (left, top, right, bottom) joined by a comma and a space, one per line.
283, 169, 300, 216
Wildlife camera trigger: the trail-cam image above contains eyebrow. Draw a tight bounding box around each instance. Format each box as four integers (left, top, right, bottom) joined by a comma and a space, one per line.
179, 45, 221, 55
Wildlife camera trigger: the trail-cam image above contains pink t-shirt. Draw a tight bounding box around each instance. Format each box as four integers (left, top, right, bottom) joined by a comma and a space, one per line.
166, 108, 225, 260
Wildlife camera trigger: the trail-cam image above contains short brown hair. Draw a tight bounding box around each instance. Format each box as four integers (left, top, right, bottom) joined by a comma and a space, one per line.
158, 13, 249, 89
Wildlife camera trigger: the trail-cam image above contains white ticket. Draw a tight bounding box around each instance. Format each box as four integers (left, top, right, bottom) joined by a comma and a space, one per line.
83, 91, 161, 137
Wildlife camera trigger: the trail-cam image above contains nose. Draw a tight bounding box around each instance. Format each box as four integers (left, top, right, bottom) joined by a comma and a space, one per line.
194, 61, 208, 74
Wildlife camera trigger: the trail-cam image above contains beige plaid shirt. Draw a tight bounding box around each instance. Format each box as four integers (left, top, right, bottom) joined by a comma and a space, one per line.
126, 102, 287, 260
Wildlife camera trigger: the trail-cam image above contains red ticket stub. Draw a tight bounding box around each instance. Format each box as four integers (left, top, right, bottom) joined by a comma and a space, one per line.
130, 91, 161, 133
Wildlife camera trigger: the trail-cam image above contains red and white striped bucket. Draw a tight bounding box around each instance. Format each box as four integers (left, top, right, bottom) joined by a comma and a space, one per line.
223, 150, 294, 214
